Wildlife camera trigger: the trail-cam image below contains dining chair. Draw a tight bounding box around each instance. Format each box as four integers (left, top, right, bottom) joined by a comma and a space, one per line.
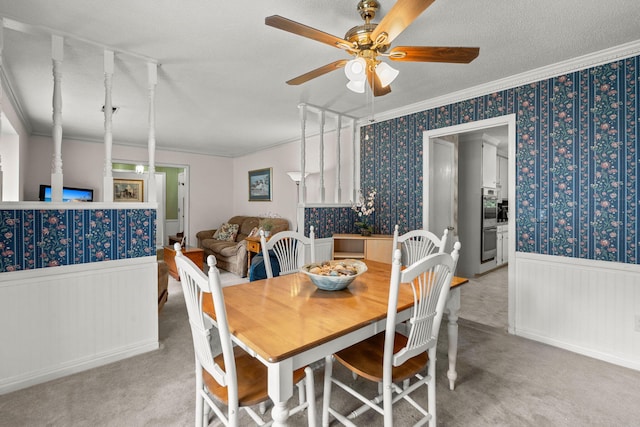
174, 244, 317, 427
322, 243, 461, 427
392, 224, 449, 266
260, 226, 315, 278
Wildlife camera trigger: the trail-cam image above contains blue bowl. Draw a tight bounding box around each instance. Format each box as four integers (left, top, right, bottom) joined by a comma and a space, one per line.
300, 260, 368, 291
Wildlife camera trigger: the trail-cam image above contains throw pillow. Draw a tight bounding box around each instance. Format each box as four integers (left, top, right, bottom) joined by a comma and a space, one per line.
213, 223, 239, 242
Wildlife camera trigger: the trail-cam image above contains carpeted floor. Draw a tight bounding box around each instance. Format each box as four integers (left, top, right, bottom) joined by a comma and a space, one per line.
2, 267, 640, 426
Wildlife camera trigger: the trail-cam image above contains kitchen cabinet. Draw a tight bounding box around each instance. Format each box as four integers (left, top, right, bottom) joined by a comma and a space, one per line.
332, 234, 393, 264
482, 141, 498, 188
496, 224, 508, 266
497, 155, 508, 200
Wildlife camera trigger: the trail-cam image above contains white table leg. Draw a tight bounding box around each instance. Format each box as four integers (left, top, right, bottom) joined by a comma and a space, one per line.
445, 287, 461, 391
268, 360, 294, 426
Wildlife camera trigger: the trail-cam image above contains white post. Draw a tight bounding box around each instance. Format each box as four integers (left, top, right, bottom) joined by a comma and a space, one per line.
335, 114, 342, 203
50, 35, 64, 202
299, 104, 307, 205
319, 110, 325, 203
0, 20, 4, 201
102, 50, 114, 202
147, 62, 157, 204
298, 104, 307, 231
351, 118, 357, 201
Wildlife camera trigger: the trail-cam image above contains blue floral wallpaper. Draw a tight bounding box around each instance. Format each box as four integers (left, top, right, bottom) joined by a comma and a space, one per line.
307, 55, 638, 265
0, 208, 156, 273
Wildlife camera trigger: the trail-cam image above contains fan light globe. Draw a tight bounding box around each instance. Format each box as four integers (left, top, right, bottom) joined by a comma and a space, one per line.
345, 57, 367, 82
375, 62, 399, 87
346, 80, 365, 93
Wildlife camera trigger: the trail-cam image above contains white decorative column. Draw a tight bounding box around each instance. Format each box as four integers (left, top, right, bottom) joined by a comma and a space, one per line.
298, 104, 307, 232
299, 104, 307, 204
335, 114, 342, 203
146, 62, 157, 204
50, 35, 64, 202
0, 20, 4, 201
102, 50, 114, 202
318, 110, 325, 203
351, 118, 358, 201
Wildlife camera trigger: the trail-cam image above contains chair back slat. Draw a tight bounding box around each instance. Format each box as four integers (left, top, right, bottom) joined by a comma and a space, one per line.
392, 225, 449, 266
260, 226, 315, 278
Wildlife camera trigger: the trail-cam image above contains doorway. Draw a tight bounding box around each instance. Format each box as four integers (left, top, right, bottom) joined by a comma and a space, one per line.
423, 114, 516, 333
112, 162, 189, 249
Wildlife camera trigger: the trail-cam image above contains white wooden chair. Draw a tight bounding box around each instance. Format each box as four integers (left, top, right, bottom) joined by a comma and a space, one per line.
392, 225, 449, 266
322, 243, 461, 427
259, 226, 315, 278
174, 244, 317, 426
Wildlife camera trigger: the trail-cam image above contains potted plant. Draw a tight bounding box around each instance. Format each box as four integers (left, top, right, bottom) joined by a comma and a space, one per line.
261, 219, 274, 237
351, 189, 376, 236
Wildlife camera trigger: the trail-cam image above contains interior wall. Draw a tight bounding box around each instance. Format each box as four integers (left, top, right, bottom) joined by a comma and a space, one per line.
232, 126, 355, 230
1, 77, 30, 201
24, 136, 233, 247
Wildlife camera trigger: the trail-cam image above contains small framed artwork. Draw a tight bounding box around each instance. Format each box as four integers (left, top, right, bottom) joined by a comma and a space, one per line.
114, 179, 144, 202
248, 168, 272, 202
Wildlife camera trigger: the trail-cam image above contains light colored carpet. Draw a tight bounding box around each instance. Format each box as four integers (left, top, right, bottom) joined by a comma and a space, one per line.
2, 269, 640, 426
459, 265, 508, 331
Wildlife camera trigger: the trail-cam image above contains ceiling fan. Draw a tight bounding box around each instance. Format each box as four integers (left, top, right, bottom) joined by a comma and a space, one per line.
265, 0, 480, 97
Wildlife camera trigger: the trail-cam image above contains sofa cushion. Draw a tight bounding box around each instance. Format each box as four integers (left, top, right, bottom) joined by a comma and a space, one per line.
213, 223, 239, 241
201, 239, 237, 254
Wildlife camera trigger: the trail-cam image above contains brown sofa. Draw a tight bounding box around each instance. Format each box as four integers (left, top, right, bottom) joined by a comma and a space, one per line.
196, 215, 289, 277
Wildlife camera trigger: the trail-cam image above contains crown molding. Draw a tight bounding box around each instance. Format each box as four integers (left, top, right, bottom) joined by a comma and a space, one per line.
363, 39, 640, 126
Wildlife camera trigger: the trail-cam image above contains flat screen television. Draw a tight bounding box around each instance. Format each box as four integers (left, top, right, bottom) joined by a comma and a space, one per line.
39, 185, 94, 202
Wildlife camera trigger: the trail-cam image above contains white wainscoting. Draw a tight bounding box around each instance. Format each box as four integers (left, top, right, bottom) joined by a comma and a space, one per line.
514, 252, 640, 371
0, 257, 159, 394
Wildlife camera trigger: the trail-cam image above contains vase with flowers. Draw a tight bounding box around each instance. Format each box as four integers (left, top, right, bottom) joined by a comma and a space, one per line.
351, 188, 376, 236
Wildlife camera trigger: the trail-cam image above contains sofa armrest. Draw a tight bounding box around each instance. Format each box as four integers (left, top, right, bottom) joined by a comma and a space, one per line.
196, 229, 217, 248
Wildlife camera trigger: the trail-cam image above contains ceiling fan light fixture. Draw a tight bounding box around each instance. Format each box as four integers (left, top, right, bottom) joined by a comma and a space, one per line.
344, 57, 367, 82
346, 79, 366, 93
375, 62, 399, 87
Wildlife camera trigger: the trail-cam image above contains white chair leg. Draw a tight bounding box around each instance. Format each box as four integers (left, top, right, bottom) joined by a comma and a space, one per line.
427, 350, 437, 427
297, 381, 305, 404
322, 355, 334, 427
305, 366, 317, 427
259, 401, 267, 415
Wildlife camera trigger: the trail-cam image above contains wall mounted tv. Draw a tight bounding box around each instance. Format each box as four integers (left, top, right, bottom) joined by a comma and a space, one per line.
39, 185, 94, 202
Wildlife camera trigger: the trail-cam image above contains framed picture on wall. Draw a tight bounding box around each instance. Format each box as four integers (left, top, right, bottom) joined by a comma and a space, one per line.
114, 179, 144, 202
248, 168, 272, 202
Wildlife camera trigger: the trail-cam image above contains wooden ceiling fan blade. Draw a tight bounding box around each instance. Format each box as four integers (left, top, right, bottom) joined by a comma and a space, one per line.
366, 65, 392, 97
389, 46, 480, 63
266, 15, 353, 50
286, 59, 348, 85
370, 0, 435, 46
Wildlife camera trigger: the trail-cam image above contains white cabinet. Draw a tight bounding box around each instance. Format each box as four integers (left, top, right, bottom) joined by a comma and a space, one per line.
482, 142, 498, 188
496, 224, 508, 266
497, 155, 508, 200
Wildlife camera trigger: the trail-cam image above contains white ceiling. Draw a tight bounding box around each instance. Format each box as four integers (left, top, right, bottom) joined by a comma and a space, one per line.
1, 0, 639, 157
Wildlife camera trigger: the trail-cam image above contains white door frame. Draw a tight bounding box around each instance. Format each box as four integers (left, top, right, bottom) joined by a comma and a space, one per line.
423, 114, 516, 334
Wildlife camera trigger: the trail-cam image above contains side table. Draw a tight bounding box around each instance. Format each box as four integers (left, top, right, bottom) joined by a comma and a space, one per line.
163, 245, 204, 280
245, 236, 262, 272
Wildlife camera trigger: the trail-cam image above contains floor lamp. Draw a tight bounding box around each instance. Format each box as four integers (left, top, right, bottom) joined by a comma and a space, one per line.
287, 171, 309, 231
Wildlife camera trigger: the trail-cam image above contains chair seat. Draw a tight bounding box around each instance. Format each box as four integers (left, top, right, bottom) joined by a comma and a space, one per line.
204, 346, 307, 407
334, 331, 428, 383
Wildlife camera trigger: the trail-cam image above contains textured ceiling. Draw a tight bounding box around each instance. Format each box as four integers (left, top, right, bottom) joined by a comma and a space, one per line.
1, 0, 639, 157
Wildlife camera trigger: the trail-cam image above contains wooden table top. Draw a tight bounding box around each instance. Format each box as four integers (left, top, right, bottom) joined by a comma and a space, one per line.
202, 259, 468, 363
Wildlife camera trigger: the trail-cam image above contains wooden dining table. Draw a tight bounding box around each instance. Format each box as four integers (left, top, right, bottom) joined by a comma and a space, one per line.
202, 259, 468, 426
